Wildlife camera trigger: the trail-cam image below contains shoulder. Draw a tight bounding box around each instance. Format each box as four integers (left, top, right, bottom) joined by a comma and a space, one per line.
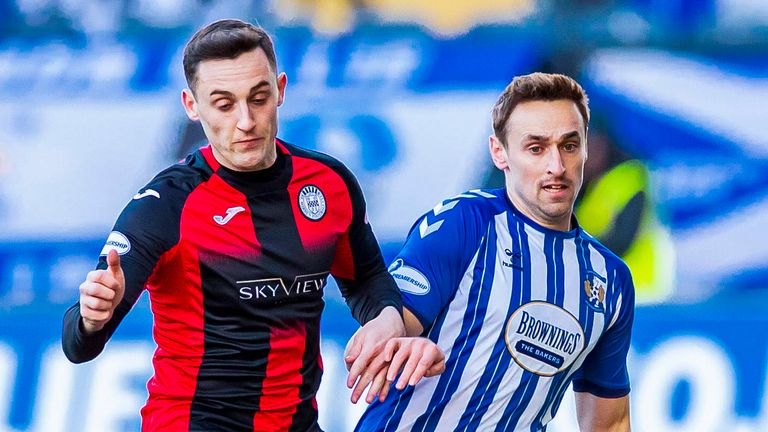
408, 188, 507, 240
124, 151, 212, 216
580, 230, 634, 287
426, 188, 507, 223
282, 141, 354, 178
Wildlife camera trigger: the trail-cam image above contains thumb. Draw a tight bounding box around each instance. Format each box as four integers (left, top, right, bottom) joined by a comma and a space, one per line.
107, 249, 122, 276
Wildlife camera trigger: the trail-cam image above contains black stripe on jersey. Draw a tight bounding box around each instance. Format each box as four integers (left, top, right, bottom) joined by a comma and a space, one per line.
288, 318, 322, 432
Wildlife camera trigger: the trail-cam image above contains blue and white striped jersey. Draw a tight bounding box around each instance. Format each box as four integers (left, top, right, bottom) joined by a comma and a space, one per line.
356, 188, 634, 432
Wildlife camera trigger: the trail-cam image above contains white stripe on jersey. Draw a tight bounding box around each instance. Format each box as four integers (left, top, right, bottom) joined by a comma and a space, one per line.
431, 214, 518, 431
382, 197, 629, 432
513, 237, 586, 430
392, 239, 485, 431
539, 242, 610, 426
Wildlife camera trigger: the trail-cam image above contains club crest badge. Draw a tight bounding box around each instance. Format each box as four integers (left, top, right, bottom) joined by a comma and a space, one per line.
583, 271, 607, 313
298, 185, 326, 221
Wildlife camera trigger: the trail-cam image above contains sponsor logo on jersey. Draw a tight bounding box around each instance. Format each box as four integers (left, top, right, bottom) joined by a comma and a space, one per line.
133, 188, 160, 200
503, 248, 523, 270
298, 185, 326, 221
584, 271, 607, 313
389, 258, 430, 295
505, 302, 585, 376
236, 272, 329, 301
100, 231, 131, 256
213, 206, 246, 225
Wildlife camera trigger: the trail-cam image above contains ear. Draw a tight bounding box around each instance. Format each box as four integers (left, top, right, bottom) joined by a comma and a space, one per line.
276, 72, 287, 107
181, 89, 199, 121
489, 135, 509, 170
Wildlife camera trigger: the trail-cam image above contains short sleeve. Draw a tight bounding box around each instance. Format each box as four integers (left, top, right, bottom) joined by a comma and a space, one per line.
572, 265, 635, 397
392, 196, 486, 330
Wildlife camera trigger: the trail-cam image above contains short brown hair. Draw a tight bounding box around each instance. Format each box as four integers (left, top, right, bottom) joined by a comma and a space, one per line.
492, 73, 590, 147
183, 19, 277, 93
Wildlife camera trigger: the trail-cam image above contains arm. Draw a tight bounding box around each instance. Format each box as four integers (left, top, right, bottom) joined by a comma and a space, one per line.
403, 307, 424, 337
345, 192, 482, 402
62, 250, 128, 363
572, 261, 635, 431
575, 392, 630, 432
327, 167, 407, 396
61, 176, 185, 363
347, 307, 446, 404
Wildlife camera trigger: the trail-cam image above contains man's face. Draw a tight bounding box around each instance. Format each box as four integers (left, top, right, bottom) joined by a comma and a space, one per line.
182, 48, 287, 172
490, 99, 587, 231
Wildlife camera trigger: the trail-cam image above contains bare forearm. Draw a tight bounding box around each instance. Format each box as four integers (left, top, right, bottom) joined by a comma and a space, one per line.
575, 393, 630, 432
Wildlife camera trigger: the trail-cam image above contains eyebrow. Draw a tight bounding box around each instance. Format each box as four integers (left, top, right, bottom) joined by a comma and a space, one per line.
209, 80, 271, 97
522, 130, 581, 143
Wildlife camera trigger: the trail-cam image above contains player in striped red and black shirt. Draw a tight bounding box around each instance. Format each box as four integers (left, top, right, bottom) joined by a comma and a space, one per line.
62, 19, 443, 432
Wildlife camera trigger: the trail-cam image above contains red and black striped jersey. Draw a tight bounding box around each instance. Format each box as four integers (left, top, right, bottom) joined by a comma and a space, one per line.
62, 141, 402, 431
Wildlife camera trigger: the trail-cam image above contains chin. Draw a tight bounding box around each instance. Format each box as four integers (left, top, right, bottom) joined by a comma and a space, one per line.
235, 152, 267, 168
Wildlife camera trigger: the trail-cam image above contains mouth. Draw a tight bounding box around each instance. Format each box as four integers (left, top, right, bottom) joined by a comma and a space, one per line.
233, 137, 266, 149
234, 137, 263, 144
542, 183, 569, 192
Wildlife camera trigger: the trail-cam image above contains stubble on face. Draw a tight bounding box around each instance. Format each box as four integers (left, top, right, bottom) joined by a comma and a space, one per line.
501, 99, 587, 231
186, 49, 285, 172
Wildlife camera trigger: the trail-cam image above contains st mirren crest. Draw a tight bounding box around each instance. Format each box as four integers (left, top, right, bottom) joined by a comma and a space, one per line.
298, 184, 327, 221
583, 271, 607, 313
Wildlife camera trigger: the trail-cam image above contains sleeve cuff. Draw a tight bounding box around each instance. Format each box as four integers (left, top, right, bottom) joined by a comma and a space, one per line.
572, 379, 630, 398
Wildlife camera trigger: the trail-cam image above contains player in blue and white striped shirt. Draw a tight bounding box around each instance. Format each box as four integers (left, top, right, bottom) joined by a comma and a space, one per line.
356, 73, 634, 431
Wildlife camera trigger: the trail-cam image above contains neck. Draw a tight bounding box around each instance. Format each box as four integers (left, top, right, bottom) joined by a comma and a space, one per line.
506, 189, 573, 231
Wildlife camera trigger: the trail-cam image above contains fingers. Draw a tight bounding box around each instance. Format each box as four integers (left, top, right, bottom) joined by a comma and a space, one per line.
395, 350, 421, 390
387, 338, 446, 390
344, 332, 362, 373
406, 356, 435, 388
346, 338, 386, 389
81, 295, 114, 313
425, 358, 446, 377
80, 276, 117, 301
347, 342, 386, 390
386, 340, 409, 382
349, 346, 391, 403
350, 367, 375, 404
366, 367, 390, 404
378, 375, 392, 403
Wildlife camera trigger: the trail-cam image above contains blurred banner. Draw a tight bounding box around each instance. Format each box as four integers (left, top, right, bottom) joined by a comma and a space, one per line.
1, 1, 767, 431
1, 242, 767, 431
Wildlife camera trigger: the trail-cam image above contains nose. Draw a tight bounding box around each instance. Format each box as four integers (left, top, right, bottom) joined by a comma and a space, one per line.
546, 148, 566, 176
236, 102, 256, 132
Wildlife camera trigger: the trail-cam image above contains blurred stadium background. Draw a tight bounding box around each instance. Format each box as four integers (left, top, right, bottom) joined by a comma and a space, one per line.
0, 0, 766, 431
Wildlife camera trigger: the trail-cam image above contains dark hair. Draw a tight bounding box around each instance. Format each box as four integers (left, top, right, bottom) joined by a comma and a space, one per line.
492, 72, 590, 147
183, 19, 277, 92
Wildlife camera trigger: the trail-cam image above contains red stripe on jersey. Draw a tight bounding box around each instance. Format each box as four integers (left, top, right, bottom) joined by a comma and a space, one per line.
200, 144, 221, 171
288, 155, 353, 267
141, 175, 261, 431
190, 174, 262, 256
141, 241, 204, 430
331, 230, 355, 280
252, 323, 307, 431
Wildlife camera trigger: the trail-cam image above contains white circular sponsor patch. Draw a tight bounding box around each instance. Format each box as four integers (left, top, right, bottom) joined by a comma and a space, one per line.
505, 301, 585, 377
100, 231, 131, 256
389, 259, 430, 295
298, 185, 326, 221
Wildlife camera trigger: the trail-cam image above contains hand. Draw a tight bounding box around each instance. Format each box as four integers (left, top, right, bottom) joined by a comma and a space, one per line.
79, 249, 125, 334
384, 337, 445, 391
355, 337, 446, 404
345, 306, 405, 403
